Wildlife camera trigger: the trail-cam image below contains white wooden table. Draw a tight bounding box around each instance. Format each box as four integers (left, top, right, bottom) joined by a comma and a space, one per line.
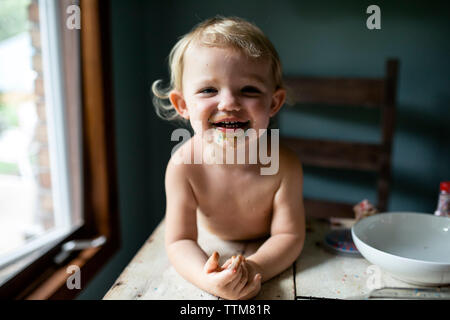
104, 218, 419, 300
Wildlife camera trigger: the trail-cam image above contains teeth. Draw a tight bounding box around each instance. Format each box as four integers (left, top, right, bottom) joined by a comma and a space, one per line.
209, 120, 249, 128
214, 121, 247, 124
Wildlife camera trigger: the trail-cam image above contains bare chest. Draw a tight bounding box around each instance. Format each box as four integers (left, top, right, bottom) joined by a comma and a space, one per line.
190, 166, 280, 240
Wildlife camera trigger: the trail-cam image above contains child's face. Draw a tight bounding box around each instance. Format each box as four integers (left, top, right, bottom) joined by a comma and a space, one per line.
170, 44, 285, 142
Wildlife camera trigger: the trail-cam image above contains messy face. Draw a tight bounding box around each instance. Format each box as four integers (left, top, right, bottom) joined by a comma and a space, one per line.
176, 44, 284, 147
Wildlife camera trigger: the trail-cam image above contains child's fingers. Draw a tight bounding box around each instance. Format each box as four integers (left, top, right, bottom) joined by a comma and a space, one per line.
215, 257, 244, 285
233, 263, 248, 292
234, 255, 244, 272
228, 255, 238, 270
238, 273, 262, 299
204, 251, 220, 273
215, 266, 241, 286
227, 264, 244, 288
220, 258, 233, 270
228, 255, 244, 273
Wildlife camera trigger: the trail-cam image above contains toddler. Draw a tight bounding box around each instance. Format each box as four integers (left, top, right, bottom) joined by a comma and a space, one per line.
152, 16, 305, 300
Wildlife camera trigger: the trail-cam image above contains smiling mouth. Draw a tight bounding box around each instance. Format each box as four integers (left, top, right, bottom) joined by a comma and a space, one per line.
210, 120, 250, 131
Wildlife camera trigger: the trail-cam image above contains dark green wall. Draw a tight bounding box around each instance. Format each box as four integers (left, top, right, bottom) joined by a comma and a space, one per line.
78, 0, 450, 299
77, 0, 171, 299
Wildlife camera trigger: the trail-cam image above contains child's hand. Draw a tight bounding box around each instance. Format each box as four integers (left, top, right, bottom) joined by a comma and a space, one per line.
238, 259, 263, 300
203, 252, 262, 300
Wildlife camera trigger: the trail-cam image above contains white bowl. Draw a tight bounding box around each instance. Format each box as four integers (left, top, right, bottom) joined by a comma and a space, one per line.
351, 212, 450, 286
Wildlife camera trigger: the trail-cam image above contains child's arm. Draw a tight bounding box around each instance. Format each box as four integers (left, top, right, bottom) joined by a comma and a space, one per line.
246, 151, 306, 282
164, 159, 261, 299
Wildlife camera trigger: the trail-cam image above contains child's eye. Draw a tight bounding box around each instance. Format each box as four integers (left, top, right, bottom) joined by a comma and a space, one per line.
199, 87, 217, 94
241, 86, 261, 94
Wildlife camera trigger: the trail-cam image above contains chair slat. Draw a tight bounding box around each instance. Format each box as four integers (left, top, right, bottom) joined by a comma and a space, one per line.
284, 77, 384, 107
281, 137, 382, 171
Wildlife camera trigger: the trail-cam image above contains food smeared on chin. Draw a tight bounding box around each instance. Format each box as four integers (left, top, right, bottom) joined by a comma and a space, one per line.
209, 119, 249, 145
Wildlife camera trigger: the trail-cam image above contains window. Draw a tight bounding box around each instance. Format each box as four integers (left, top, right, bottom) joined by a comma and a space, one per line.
0, 0, 81, 282
0, 0, 119, 299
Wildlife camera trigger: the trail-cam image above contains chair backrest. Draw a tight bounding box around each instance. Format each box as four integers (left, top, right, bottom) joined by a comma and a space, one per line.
281, 59, 399, 213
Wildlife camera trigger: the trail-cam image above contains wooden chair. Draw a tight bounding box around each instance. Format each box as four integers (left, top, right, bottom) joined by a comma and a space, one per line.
281, 59, 399, 218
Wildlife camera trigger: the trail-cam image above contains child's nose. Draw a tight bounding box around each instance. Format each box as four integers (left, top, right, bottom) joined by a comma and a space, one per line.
217, 91, 240, 111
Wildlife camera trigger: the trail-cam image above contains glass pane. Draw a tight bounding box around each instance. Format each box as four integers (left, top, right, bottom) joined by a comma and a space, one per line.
0, 0, 82, 282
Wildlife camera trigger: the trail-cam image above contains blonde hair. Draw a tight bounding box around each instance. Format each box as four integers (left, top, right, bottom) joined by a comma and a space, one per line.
151, 16, 285, 123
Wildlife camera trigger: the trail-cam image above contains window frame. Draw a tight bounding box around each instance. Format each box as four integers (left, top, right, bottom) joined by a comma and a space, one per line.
0, 0, 120, 300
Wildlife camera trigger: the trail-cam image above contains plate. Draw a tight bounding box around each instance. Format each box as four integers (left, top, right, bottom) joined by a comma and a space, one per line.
351, 212, 450, 286
323, 229, 362, 257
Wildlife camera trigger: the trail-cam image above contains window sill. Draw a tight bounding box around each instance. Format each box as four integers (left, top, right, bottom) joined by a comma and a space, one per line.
23, 238, 119, 300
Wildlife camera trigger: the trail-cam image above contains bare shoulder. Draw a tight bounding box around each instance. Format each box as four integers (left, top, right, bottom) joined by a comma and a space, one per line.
165, 138, 196, 183
165, 139, 199, 212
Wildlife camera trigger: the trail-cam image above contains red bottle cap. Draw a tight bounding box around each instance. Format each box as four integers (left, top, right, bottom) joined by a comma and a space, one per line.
440, 182, 450, 193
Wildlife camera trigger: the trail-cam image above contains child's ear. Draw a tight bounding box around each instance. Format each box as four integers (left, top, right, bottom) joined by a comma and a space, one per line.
269, 88, 286, 117
169, 90, 190, 119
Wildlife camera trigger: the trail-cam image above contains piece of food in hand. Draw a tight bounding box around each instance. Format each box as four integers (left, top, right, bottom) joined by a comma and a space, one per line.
353, 199, 378, 221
